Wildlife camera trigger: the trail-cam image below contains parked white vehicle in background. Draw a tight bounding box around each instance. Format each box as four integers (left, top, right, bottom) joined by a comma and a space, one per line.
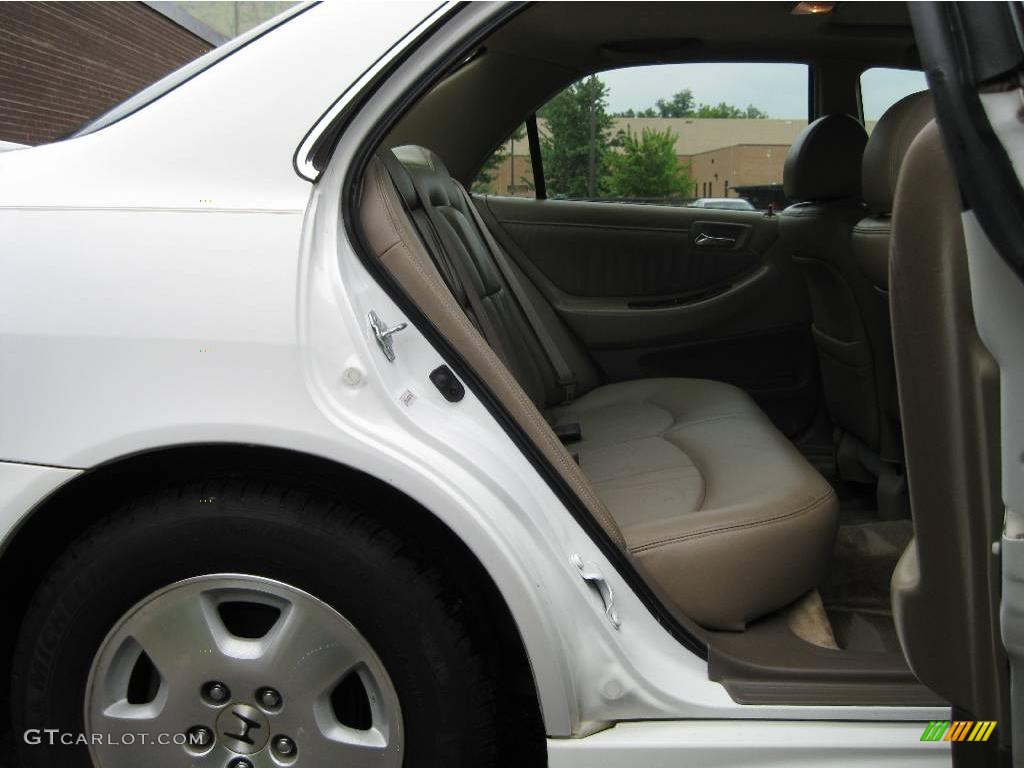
2, 2, 1023, 767
688, 197, 755, 210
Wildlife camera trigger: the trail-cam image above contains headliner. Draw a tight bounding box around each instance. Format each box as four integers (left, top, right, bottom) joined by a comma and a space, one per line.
384, 2, 919, 183
488, 2, 918, 71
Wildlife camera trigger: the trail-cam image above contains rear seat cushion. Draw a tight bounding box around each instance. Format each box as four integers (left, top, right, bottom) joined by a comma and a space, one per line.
549, 379, 838, 629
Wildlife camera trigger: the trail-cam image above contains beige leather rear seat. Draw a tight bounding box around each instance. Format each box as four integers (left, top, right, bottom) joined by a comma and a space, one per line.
360, 145, 838, 630
548, 379, 837, 628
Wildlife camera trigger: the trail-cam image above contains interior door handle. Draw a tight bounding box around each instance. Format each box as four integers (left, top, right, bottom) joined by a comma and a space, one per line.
694, 232, 737, 248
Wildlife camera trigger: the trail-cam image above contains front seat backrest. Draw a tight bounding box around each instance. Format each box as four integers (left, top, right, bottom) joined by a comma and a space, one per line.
779, 114, 874, 470
851, 91, 934, 465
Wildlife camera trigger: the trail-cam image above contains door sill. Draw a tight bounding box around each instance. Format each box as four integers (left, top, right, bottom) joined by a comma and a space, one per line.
704, 609, 945, 706
547, 720, 949, 766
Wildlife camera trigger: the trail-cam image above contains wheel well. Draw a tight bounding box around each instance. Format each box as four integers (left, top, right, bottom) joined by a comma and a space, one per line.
0, 444, 546, 764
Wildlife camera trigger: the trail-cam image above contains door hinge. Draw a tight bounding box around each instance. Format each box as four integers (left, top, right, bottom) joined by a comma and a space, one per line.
571, 553, 621, 629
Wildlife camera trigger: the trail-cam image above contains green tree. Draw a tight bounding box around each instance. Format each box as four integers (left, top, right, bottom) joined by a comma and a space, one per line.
693, 101, 743, 118
615, 89, 770, 119
615, 106, 658, 118
655, 89, 696, 118
605, 127, 692, 199
539, 76, 613, 198
472, 123, 525, 194
692, 102, 769, 119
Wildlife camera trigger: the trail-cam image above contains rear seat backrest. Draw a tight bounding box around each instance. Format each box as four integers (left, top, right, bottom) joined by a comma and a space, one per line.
386, 145, 599, 409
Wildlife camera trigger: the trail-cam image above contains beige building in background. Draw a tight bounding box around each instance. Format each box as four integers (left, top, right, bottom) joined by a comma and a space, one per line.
491, 116, 878, 200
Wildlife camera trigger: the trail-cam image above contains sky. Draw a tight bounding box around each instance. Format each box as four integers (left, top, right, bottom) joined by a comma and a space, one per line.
600, 64, 928, 121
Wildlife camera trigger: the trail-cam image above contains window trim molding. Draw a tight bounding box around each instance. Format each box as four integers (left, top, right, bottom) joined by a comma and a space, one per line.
526, 113, 546, 199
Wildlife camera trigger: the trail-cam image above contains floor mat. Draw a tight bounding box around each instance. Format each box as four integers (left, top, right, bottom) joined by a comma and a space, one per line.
785, 590, 839, 649
821, 518, 912, 653
827, 607, 904, 654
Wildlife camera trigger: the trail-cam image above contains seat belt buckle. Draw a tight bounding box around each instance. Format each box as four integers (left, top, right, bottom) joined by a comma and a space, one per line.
563, 383, 576, 405
553, 422, 582, 445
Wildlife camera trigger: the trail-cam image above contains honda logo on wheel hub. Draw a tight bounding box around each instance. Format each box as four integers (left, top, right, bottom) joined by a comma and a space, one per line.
216, 703, 269, 755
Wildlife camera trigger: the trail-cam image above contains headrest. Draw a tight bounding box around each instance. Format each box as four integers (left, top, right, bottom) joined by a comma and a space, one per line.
389, 144, 457, 209
862, 91, 934, 212
783, 114, 867, 202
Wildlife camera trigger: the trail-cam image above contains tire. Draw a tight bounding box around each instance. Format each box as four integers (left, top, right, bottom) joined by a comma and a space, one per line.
11, 481, 499, 768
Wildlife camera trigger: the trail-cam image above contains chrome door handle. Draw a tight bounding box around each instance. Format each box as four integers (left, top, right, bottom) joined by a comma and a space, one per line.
694, 232, 736, 247
369, 310, 408, 363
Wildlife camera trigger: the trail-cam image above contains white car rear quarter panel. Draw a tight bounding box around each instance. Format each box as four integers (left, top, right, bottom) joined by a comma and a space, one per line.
0, 0, 432, 461
0, 1, 949, 761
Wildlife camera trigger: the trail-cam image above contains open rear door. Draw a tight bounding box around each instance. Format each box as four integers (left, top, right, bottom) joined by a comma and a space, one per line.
905, 3, 1024, 766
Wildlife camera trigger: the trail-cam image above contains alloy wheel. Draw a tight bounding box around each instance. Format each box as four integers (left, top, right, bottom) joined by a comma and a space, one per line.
84, 574, 403, 767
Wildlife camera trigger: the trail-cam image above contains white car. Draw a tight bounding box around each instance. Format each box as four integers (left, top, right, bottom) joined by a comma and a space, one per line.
2, 3, 1023, 767
688, 197, 756, 211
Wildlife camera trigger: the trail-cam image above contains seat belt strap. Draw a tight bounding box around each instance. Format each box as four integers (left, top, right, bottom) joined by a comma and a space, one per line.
379, 152, 459, 292
457, 183, 577, 403
380, 152, 512, 366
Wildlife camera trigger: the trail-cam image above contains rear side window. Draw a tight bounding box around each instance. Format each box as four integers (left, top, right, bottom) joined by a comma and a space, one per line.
473, 62, 808, 211
860, 67, 929, 122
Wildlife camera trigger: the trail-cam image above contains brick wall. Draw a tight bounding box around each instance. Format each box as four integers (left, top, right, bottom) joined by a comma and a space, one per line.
0, 2, 211, 145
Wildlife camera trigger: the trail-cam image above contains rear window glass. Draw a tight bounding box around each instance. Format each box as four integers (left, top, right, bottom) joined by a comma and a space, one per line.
474, 62, 808, 211
860, 67, 929, 122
